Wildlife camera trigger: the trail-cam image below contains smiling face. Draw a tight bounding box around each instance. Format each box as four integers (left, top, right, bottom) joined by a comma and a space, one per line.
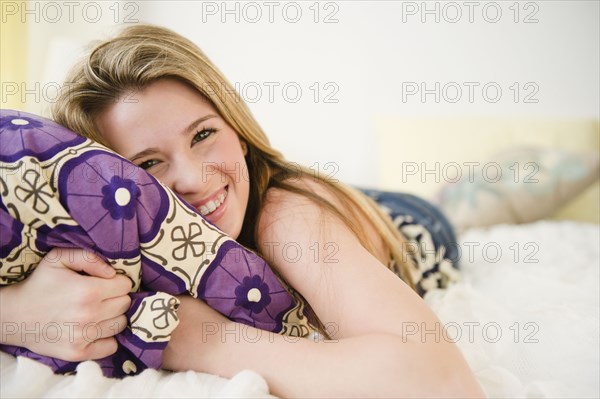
96, 78, 250, 239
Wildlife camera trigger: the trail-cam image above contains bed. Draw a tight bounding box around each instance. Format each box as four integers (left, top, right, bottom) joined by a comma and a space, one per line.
1, 117, 598, 397
2, 219, 598, 398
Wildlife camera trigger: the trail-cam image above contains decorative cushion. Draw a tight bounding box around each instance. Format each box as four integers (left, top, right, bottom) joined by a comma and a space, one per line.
0, 109, 315, 378
374, 117, 600, 225
434, 146, 600, 231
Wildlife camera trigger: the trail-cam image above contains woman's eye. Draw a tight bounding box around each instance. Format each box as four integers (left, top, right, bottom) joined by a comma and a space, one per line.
192, 128, 216, 145
139, 159, 159, 170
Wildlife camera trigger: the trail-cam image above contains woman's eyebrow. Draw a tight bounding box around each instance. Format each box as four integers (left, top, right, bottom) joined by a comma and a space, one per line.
183, 114, 218, 135
130, 148, 159, 162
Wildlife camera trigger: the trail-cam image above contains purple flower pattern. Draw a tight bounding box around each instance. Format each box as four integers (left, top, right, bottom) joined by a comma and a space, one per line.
58, 150, 169, 259
0, 112, 85, 162
101, 176, 141, 220
198, 241, 294, 332
235, 275, 273, 314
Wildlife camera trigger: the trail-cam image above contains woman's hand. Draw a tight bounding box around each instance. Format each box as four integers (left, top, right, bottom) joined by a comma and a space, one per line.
0, 247, 132, 362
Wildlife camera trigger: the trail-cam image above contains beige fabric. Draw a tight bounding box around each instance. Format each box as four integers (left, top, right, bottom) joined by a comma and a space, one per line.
435, 147, 599, 230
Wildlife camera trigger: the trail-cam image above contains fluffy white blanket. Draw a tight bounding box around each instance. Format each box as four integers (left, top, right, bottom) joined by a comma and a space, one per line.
2, 221, 598, 398
427, 220, 599, 398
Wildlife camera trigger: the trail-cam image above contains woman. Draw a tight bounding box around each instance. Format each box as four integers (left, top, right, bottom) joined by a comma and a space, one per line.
1, 24, 483, 397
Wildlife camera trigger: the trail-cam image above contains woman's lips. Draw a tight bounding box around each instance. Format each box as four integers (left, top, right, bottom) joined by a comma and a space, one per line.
192, 186, 229, 221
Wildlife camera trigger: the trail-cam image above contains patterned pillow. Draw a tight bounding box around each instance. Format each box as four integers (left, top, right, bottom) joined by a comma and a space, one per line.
0, 109, 315, 377
435, 146, 600, 231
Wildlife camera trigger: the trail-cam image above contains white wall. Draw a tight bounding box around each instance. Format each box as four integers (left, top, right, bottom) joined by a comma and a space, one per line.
22, 0, 600, 187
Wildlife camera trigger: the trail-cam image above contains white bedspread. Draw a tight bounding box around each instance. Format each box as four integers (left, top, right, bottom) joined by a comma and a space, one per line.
2, 221, 598, 398
427, 220, 599, 398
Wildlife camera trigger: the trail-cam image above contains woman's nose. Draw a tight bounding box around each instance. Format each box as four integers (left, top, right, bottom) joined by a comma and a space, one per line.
168, 156, 206, 196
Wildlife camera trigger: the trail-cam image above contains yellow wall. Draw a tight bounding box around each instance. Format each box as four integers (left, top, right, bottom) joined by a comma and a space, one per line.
1, 0, 28, 111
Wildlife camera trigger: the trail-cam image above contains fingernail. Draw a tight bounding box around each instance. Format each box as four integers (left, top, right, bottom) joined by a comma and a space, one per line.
104, 265, 116, 277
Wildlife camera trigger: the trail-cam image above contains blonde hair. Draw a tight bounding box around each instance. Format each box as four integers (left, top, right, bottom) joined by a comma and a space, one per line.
53, 24, 418, 333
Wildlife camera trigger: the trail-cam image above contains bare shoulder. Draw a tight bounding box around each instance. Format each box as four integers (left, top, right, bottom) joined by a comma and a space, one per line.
254, 177, 436, 338
257, 177, 388, 264
256, 177, 344, 245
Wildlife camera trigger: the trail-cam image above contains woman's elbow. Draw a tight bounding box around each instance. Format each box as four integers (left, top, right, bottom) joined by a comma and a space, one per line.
373, 334, 486, 398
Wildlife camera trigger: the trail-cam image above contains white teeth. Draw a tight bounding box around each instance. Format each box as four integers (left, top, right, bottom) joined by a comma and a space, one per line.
199, 189, 228, 216
207, 201, 217, 212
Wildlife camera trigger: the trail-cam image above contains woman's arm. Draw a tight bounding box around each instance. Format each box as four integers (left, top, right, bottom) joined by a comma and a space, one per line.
0, 248, 131, 361
165, 296, 484, 398
256, 182, 444, 339
163, 180, 484, 397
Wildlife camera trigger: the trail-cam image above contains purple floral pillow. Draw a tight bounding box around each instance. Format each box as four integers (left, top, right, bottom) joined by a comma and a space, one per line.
0, 109, 316, 377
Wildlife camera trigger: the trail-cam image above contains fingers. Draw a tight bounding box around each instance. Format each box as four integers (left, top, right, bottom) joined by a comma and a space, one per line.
57, 314, 128, 362
73, 315, 128, 361
96, 274, 134, 298
48, 248, 115, 278
97, 295, 132, 322
44, 247, 133, 297
96, 315, 129, 339
83, 337, 119, 360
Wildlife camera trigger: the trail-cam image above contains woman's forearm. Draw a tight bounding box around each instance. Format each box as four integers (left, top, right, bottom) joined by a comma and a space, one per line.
164, 296, 485, 398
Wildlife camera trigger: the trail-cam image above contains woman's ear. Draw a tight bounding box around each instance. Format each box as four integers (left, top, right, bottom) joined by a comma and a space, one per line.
241, 140, 248, 156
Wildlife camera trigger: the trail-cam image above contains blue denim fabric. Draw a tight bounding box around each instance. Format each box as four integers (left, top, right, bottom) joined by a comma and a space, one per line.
358, 188, 460, 295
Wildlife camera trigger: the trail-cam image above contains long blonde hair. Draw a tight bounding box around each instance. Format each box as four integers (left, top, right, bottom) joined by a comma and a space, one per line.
53, 24, 418, 332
